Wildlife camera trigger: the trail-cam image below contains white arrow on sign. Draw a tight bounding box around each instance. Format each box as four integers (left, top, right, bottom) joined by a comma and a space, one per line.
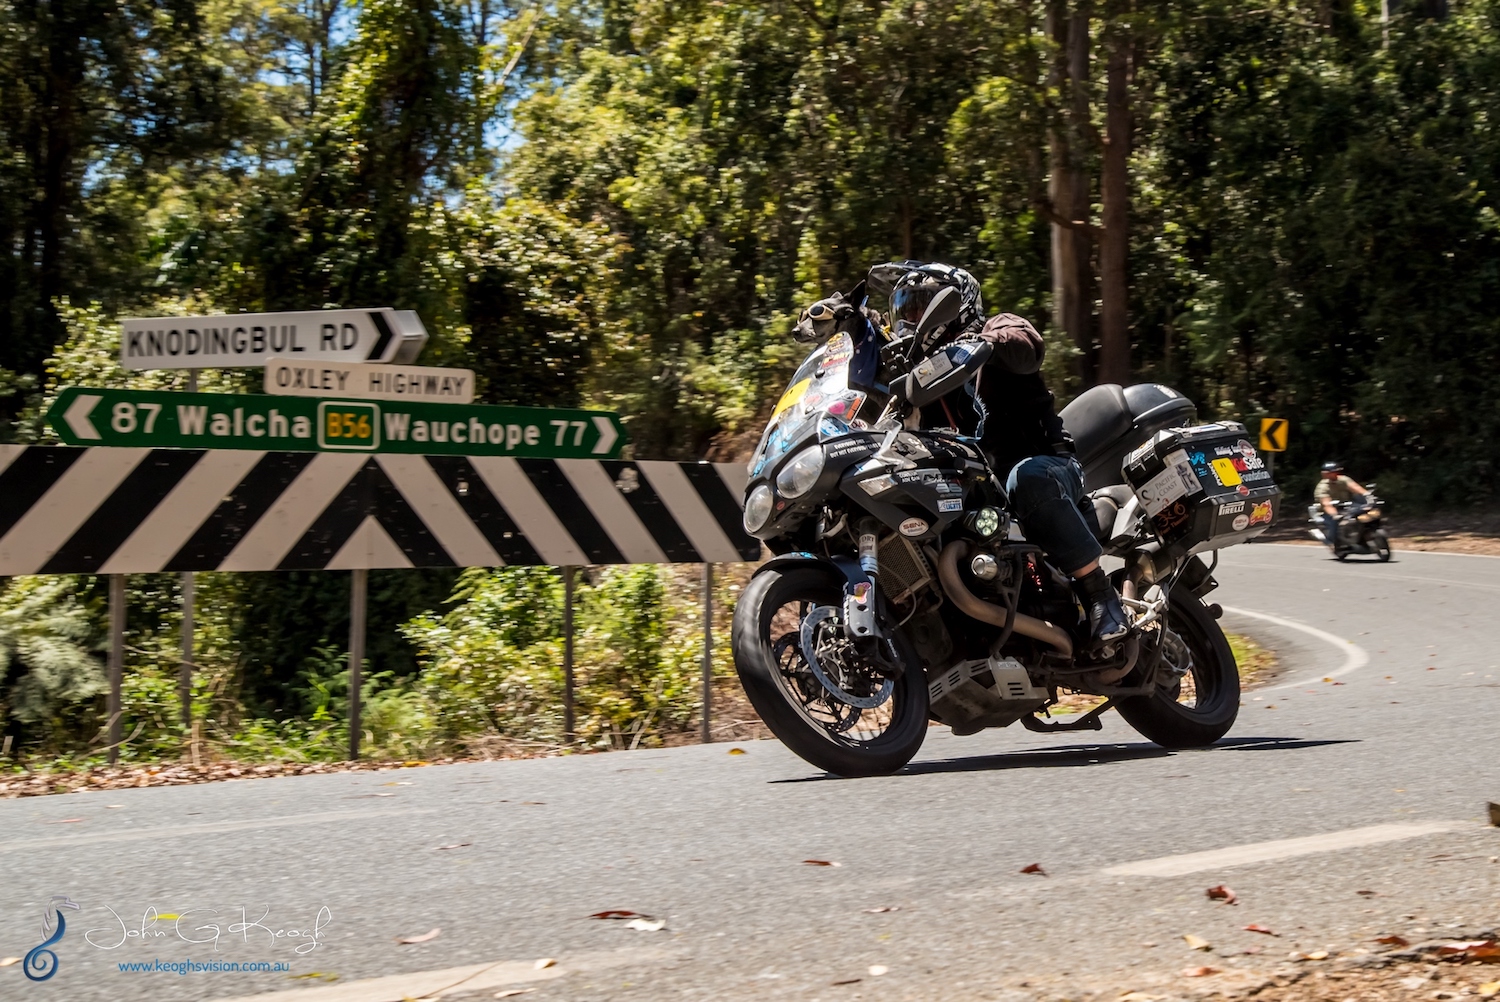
63, 394, 103, 440
591, 415, 619, 455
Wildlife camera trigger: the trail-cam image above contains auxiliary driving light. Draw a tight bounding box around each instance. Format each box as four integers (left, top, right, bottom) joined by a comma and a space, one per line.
966, 506, 1003, 538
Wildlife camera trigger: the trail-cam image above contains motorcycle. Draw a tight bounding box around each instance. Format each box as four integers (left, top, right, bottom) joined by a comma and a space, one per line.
1307, 490, 1391, 562
730, 284, 1283, 776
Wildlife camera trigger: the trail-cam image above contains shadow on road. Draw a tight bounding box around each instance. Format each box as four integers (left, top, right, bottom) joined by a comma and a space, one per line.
772, 736, 1358, 782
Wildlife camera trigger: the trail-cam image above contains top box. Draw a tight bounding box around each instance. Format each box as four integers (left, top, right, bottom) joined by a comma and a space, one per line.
119, 308, 428, 370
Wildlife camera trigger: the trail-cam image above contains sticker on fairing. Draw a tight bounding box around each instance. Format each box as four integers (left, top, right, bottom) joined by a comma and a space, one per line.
899, 517, 929, 536
937, 498, 963, 513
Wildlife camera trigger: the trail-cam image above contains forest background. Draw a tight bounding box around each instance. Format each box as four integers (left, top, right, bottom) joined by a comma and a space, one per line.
0, 0, 1492, 766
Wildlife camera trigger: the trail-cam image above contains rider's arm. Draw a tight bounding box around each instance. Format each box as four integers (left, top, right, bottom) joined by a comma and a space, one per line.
890, 337, 993, 408
1345, 476, 1369, 496
1314, 479, 1339, 514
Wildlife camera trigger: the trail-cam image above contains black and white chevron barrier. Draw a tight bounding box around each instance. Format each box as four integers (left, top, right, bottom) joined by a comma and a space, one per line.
0, 446, 759, 575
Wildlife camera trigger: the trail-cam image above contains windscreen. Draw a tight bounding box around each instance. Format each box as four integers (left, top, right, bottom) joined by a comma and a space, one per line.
747, 326, 883, 479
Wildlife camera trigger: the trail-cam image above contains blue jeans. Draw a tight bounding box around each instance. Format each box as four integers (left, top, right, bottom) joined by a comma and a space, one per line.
1005, 455, 1102, 575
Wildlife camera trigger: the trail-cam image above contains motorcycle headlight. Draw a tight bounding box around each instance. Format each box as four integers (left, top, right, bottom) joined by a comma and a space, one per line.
775, 445, 826, 499
743, 484, 775, 534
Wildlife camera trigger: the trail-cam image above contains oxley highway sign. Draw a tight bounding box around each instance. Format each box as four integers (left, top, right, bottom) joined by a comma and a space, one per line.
264, 358, 475, 404
119, 308, 429, 370
47, 388, 625, 459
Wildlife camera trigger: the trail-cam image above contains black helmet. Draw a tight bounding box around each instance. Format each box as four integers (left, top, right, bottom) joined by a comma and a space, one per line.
1321, 461, 1343, 473
875, 262, 983, 351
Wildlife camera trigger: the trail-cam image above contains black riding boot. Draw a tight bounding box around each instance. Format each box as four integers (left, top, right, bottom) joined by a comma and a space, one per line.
1074, 567, 1129, 645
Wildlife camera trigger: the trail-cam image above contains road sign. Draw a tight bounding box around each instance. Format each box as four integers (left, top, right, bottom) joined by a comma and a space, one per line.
1259, 417, 1289, 452
264, 358, 475, 404
47, 388, 626, 459
119, 308, 428, 370
0, 446, 757, 573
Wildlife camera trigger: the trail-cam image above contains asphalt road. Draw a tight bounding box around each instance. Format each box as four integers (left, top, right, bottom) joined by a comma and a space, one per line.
3, 544, 1499, 1002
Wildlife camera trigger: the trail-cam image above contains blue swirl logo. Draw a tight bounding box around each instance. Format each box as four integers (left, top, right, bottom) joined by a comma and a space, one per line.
24, 896, 79, 982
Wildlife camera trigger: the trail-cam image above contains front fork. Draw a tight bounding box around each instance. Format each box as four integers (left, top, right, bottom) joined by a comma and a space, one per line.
839, 519, 904, 678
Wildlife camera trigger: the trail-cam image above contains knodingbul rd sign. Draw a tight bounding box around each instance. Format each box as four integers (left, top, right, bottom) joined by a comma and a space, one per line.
264, 358, 476, 404
119, 308, 429, 370
47, 387, 626, 459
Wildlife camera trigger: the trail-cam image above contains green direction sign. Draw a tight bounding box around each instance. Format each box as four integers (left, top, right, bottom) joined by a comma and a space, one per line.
47, 387, 626, 458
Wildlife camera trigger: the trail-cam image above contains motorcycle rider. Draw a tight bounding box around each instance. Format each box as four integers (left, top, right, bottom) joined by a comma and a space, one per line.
878, 262, 1130, 646
1315, 461, 1369, 550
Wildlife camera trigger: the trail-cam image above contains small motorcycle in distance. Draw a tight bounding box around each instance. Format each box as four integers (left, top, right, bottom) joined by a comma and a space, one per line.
1307, 490, 1391, 561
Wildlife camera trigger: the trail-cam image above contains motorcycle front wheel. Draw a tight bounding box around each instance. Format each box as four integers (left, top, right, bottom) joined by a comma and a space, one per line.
1375, 531, 1392, 562
731, 565, 929, 777
1115, 588, 1239, 749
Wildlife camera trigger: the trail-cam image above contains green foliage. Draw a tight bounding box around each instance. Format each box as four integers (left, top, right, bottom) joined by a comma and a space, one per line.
405, 565, 705, 749
0, 577, 104, 735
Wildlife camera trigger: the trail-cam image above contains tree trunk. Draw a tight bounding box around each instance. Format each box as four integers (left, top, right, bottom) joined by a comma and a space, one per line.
1098, 18, 1132, 386
1045, 0, 1095, 378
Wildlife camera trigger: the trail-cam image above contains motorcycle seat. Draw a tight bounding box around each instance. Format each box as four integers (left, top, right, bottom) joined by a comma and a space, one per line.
1060, 383, 1197, 492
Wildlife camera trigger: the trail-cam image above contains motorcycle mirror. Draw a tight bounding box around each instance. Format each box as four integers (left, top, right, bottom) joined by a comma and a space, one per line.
915, 287, 961, 339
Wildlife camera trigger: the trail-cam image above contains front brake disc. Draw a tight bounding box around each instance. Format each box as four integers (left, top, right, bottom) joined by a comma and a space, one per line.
799, 606, 894, 710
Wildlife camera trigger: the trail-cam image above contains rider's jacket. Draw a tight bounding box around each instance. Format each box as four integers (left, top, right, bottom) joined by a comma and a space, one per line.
913, 313, 1075, 479
1314, 474, 1361, 505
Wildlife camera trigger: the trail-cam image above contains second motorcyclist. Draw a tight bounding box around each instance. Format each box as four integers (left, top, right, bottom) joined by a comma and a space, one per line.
876, 262, 1129, 646
1314, 461, 1369, 551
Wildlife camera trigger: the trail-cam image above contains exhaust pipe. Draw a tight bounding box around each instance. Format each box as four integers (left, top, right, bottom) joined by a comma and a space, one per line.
937, 541, 1074, 659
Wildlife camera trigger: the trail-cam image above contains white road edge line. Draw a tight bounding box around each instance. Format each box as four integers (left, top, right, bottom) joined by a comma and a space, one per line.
1218, 604, 1369, 692
1103, 820, 1467, 877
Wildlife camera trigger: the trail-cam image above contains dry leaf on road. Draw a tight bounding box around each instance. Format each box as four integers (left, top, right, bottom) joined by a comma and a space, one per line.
1470, 944, 1500, 962
1244, 924, 1277, 936
1374, 935, 1410, 947
863, 906, 899, 913
0, 957, 20, 967
1182, 966, 1220, 977
433, 843, 471, 850
1019, 863, 1047, 876
589, 910, 648, 920
1205, 884, 1238, 905
624, 918, 666, 931
832, 978, 862, 986
1476, 981, 1499, 997
727, 748, 746, 755
396, 928, 441, 944
868, 965, 888, 976
532, 958, 555, 970
494, 990, 535, 999
1183, 934, 1212, 951
1356, 889, 1379, 896
802, 859, 842, 867
1437, 940, 1495, 956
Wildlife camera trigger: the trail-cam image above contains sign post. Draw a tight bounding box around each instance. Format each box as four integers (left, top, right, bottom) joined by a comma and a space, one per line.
347, 569, 368, 761
108, 575, 125, 765
47, 388, 626, 459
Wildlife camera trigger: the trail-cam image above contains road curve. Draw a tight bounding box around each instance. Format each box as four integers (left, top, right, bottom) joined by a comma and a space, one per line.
2, 544, 1498, 1001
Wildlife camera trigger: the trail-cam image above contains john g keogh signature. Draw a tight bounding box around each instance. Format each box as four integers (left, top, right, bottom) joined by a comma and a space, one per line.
84, 904, 334, 955
21, 896, 333, 982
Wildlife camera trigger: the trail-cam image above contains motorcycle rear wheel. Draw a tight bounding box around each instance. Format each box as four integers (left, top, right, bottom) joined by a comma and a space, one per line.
1115, 588, 1239, 749
732, 565, 929, 777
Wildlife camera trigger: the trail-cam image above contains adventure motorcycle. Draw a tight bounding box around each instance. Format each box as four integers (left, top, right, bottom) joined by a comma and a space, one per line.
1307, 491, 1391, 562
731, 285, 1283, 776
